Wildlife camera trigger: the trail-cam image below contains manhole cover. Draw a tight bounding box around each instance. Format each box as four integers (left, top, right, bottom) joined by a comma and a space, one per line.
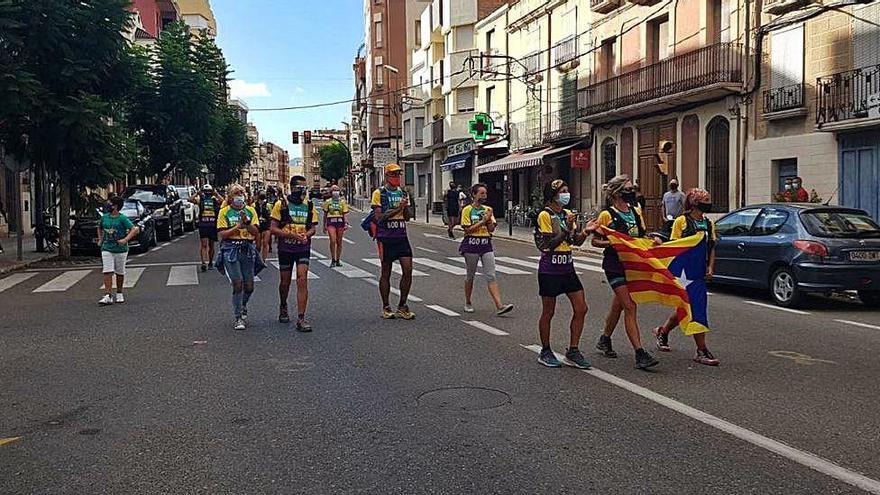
417, 387, 510, 412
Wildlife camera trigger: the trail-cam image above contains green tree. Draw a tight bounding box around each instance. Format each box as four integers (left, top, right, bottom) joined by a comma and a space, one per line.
318, 141, 351, 183
211, 107, 254, 186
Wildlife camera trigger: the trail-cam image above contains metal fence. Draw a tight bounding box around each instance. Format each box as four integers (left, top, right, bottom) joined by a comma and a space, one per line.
816, 63, 880, 126
763, 83, 804, 114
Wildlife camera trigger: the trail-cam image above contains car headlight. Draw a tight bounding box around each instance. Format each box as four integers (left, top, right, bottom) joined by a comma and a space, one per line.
152, 209, 165, 218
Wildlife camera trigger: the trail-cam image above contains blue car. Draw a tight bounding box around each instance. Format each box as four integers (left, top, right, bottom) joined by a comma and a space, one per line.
712, 204, 880, 308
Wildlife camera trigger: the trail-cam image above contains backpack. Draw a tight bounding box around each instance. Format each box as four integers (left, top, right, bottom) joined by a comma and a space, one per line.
606, 206, 646, 238
682, 215, 716, 251
280, 199, 314, 228
360, 187, 390, 238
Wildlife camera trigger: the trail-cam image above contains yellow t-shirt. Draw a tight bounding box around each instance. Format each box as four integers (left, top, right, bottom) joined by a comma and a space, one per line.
537, 208, 573, 253
270, 201, 318, 238
323, 199, 350, 219
671, 215, 717, 242
216, 205, 259, 240
597, 206, 647, 238
460, 204, 495, 237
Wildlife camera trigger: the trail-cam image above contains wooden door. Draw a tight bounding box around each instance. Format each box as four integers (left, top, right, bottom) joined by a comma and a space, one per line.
637, 120, 676, 230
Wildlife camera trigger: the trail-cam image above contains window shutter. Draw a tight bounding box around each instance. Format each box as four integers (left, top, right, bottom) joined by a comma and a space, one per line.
853, 3, 880, 69
771, 24, 803, 89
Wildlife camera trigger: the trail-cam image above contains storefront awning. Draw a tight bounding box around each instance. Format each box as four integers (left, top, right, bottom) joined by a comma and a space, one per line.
441, 152, 472, 172
475, 141, 584, 175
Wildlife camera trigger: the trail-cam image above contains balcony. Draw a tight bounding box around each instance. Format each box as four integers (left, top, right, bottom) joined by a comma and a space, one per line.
444, 113, 473, 143
521, 52, 543, 82
763, 0, 810, 15
816, 64, 880, 131
591, 0, 621, 14
480, 49, 502, 80
629, 0, 664, 5
763, 83, 807, 120
577, 42, 744, 124
553, 36, 579, 71
444, 50, 478, 94
509, 118, 543, 151
543, 108, 580, 143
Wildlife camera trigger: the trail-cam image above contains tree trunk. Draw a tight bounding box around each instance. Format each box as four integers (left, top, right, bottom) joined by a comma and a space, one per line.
58, 177, 71, 260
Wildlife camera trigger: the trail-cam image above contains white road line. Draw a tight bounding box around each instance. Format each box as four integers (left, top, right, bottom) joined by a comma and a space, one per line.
313, 235, 329, 239
834, 319, 880, 331
254, 275, 262, 282
361, 278, 423, 302
318, 260, 372, 278
308, 271, 319, 279
528, 256, 604, 273
463, 320, 509, 336
413, 258, 468, 276
166, 265, 199, 286
361, 258, 429, 276
33, 270, 91, 293
342, 238, 355, 245
0, 273, 37, 293
416, 247, 439, 254
26, 261, 204, 272
446, 257, 530, 275
152, 245, 164, 251
519, 344, 880, 495
310, 249, 327, 259
97, 267, 145, 289
423, 233, 459, 243
161, 242, 171, 247
426, 304, 460, 317
744, 301, 810, 315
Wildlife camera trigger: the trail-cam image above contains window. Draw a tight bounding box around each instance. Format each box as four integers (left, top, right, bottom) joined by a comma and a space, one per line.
415, 20, 421, 46
715, 208, 761, 237
600, 38, 617, 79
752, 208, 790, 236
486, 29, 495, 53
455, 26, 474, 51
705, 116, 730, 213
419, 174, 427, 197
457, 87, 475, 112
771, 25, 804, 90
414, 116, 425, 146
377, 98, 385, 130
405, 164, 415, 186
648, 16, 669, 63
485, 86, 494, 114
602, 138, 617, 183
374, 13, 383, 47
773, 158, 798, 192
403, 118, 412, 146
801, 210, 880, 238
707, 0, 729, 43
376, 66, 384, 86
853, 3, 880, 69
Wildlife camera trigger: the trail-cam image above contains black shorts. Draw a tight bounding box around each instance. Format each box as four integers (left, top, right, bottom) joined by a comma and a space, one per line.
538, 271, 584, 298
258, 220, 271, 232
378, 238, 413, 263
278, 251, 311, 271
602, 252, 627, 289
446, 208, 460, 219
198, 225, 218, 241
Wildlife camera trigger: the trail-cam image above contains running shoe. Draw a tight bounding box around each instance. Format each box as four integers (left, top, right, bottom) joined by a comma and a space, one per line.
278, 305, 290, 323
564, 348, 592, 369
382, 307, 396, 319
208, 262, 214, 270
296, 318, 312, 333
98, 294, 114, 306
234, 318, 246, 331
653, 326, 671, 352
596, 335, 618, 358
395, 306, 416, 320
200, 263, 207, 272
115, 293, 125, 304
538, 349, 562, 368
635, 348, 660, 370
496, 304, 514, 316
463, 303, 475, 313
694, 348, 720, 366
447, 232, 455, 239
241, 307, 248, 321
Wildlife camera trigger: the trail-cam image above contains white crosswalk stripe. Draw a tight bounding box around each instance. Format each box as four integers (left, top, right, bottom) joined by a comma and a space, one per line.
361, 258, 429, 276
0, 273, 37, 293
33, 270, 91, 293
268, 260, 320, 279
318, 260, 372, 278
494, 256, 538, 270
446, 257, 530, 275
166, 265, 199, 286
412, 258, 468, 276
97, 267, 145, 289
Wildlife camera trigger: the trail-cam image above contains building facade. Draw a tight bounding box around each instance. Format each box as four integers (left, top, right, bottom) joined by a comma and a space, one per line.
127, 0, 180, 43
177, 0, 217, 37
302, 130, 349, 189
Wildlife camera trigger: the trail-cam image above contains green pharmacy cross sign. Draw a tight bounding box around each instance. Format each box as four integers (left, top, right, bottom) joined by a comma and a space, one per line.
468, 113, 494, 141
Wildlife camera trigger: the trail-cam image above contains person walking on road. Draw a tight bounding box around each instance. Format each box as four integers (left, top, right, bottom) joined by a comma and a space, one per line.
662, 178, 685, 234
460, 183, 514, 316
372, 164, 416, 320
192, 184, 222, 272
534, 179, 595, 369
592, 175, 660, 370
271, 175, 317, 331
98, 196, 140, 305
322, 185, 349, 267
255, 192, 272, 261
653, 188, 720, 366
216, 184, 260, 331
445, 182, 464, 239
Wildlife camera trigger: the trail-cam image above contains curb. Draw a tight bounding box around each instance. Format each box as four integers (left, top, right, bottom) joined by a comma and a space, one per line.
0, 255, 56, 275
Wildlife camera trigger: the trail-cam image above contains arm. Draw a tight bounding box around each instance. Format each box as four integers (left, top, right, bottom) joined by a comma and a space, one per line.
120, 224, 140, 244
97, 225, 103, 246
270, 219, 291, 239
707, 248, 716, 279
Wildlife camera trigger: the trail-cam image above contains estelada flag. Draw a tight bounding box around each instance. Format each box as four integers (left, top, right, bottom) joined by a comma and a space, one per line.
599, 226, 709, 335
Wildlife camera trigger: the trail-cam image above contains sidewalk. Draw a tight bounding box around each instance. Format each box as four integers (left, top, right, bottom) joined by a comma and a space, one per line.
0, 234, 56, 275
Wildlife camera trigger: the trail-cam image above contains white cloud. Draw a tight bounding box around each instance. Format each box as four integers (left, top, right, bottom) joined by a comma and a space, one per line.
295, 86, 305, 94
229, 80, 272, 99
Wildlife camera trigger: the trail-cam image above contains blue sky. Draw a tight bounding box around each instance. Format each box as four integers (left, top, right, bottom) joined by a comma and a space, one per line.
213, 0, 364, 159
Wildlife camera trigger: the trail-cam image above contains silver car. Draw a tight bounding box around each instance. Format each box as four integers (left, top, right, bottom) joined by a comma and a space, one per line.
174, 186, 199, 231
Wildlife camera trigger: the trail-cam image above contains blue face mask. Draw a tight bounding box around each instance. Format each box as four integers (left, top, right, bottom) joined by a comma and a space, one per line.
557, 193, 571, 207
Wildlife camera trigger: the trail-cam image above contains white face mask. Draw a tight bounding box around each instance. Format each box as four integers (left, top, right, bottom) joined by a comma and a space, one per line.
557, 193, 571, 207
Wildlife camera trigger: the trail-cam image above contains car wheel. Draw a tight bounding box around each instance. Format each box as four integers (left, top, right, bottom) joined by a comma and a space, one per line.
151, 226, 158, 247
858, 290, 880, 309
770, 267, 804, 308
159, 221, 172, 241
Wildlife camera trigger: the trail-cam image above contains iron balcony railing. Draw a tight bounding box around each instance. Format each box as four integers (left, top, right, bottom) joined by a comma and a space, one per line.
510, 119, 543, 150
553, 36, 578, 66
816, 63, 880, 126
578, 42, 743, 118
763, 83, 804, 114
522, 52, 542, 76
543, 108, 579, 142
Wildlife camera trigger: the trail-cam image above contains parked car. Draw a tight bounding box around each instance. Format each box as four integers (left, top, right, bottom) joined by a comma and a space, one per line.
122, 184, 185, 241
174, 185, 199, 231
712, 204, 880, 308
71, 200, 157, 254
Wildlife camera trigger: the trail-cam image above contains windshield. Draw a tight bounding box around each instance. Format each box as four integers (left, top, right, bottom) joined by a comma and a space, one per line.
121, 201, 141, 215
124, 188, 166, 204
801, 210, 880, 238
175, 188, 191, 199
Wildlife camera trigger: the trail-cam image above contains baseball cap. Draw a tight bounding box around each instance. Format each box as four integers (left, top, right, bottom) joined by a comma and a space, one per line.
384, 163, 402, 174
202, 184, 214, 192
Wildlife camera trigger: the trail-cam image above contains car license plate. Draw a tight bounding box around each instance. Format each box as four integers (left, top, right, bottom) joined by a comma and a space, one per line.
850, 250, 880, 262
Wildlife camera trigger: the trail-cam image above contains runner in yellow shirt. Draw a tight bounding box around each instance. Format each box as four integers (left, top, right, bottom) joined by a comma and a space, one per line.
216, 184, 260, 331
322, 184, 350, 267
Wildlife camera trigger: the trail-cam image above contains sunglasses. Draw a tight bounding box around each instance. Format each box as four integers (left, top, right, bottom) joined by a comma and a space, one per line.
622, 187, 635, 193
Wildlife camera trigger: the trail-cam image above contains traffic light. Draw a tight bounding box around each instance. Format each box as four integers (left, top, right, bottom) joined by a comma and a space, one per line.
292, 131, 299, 144
303, 130, 312, 144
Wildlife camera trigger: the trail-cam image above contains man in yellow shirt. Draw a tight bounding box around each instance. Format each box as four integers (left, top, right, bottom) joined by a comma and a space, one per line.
216, 184, 260, 331
371, 164, 415, 320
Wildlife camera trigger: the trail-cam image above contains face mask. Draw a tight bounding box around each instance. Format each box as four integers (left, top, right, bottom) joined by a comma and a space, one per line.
388, 176, 401, 187
622, 191, 637, 203
475, 195, 486, 204
793, 182, 801, 188
784, 184, 792, 190
670, 185, 678, 191
102, 203, 113, 213
332, 191, 341, 199
232, 196, 245, 208
557, 193, 571, 207
696, 202, 713, 213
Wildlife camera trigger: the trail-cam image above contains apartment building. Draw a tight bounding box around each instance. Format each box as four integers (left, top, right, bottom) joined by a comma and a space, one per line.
127, 0, 180, 43
747, 0, 880, 220
177, 0, 217, 37
302, 130, 349, 189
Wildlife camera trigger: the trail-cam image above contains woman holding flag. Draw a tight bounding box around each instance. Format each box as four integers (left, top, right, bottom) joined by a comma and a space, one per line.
652, 188, 720, 366
592, 175, 660, 370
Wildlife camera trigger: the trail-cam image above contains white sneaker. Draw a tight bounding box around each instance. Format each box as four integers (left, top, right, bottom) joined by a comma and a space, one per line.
463, 304, 475, 313
234, 318, 246, 331
115, 293, 125, 303
98, 294, 114, 306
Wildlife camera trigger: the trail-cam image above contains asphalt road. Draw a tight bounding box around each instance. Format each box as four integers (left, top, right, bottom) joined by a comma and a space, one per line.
1, 220, 879, 494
